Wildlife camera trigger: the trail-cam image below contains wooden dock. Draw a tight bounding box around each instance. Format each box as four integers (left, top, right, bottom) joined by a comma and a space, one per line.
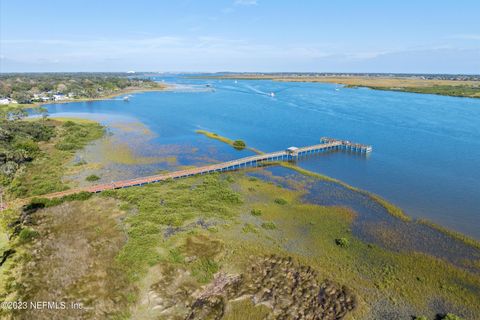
14, 138, 372, 203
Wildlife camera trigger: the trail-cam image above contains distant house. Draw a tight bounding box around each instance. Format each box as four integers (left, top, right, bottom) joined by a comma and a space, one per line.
53, 94, 68, 101
33, 93, 50, 102
0, 97, 18, 105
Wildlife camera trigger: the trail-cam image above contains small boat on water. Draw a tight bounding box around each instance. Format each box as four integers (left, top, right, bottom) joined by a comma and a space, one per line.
270, 92, 275, 97
123, 96, 129, 101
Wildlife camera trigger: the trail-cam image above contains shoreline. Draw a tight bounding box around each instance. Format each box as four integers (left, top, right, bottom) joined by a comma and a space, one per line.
0, 85, 169, 111
195, 75, 480, 99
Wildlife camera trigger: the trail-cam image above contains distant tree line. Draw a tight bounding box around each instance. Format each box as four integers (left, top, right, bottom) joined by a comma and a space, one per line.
0, 73, 161, 103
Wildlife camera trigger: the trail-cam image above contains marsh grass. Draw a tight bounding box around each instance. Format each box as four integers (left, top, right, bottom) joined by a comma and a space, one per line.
195, 130, 263, 154
418, 219, 480, 250
7, 119, 104, 198
250, 208, 262, 216
223, 298, 271, 320
1, 198, 132, 319
278, 162, 411, 221
221, 174, 480, 318
17, 228, 39, 244
3, 172, 479, 319
85, 174, 100, 182
105, 174, 242, 281
190, 258, 219, 283
261, 222, 277, 230
194, 130, 411, 222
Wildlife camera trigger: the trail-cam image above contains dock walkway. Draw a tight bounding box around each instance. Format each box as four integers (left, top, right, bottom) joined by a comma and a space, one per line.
14, 138, 372, 203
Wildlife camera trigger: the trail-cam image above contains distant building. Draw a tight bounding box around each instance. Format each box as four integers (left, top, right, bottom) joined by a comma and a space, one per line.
33, 93, 50, 102
53, 94, 68, 101
0, 97, 18, 105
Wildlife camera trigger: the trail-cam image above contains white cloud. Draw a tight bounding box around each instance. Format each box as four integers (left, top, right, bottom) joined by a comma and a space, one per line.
1, 35, 478, 73
234, 0, 258, 6
448, 34, 480, 41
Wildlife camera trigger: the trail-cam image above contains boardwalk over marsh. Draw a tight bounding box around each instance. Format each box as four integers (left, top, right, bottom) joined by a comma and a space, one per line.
18, 138, 372, 203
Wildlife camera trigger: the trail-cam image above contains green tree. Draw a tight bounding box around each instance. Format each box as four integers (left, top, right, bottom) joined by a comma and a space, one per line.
37, 106, 49, 121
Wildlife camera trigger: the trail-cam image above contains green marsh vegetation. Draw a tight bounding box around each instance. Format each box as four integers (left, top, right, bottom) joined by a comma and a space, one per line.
0, 115, 478, 318
335, 237, 350, 248
85, 174, 100, 181
370, 84, 480, 98
1, 172, 479, 319
232, 139, 246, 150
194, 129, 480, 260
0, 115, 104, 199
196, 129, 411, 221
196, 130, 263, 153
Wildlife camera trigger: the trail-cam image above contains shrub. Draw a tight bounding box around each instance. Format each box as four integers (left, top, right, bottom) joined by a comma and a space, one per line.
242, 223, 258, 234
13, 138, 40, 154
62, 191, 93, 202
261, 222, 276, 230
86, 174, 100, 182
335, 237, 350, 248
18, 228, 39, 243
55, 141, 77, 151
274, 198, 287, 205
251, 208, 262, 216
442, 314, 464, 320
169, 248, 184, 263
62, 121, 76, 127
27, 191, 93, 210
191, 258, 219, 283
0, 161, 19, 177
232, 140, 246, 150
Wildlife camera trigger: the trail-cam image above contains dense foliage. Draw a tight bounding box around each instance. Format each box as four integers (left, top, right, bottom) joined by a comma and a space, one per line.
0, 115, 104, 197
371, 85, 480, 98
0, 119, 55, 181
8, 120, 104, 197
232, 139, 246, 150
0, 73, 161, 103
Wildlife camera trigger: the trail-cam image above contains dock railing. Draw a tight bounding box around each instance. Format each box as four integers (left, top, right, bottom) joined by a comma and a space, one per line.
6, 138, 372, 206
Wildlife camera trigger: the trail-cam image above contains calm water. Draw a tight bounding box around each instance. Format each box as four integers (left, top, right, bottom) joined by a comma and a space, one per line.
44, 76, 480, 239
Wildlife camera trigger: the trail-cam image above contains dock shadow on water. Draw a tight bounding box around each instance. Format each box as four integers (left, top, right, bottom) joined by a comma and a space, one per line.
259, 166, 480, 272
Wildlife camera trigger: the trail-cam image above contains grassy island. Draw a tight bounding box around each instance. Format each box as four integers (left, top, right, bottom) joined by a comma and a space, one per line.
196, 130, 261, 153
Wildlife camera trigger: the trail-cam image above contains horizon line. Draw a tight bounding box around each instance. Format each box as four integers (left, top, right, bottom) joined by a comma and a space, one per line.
1, 71, 479, 76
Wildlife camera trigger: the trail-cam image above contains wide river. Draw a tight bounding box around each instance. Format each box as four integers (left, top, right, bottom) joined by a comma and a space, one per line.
44, 75, 480, 239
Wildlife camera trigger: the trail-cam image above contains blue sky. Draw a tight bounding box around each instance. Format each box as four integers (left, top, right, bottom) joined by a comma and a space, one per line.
1, 0, 479, 73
